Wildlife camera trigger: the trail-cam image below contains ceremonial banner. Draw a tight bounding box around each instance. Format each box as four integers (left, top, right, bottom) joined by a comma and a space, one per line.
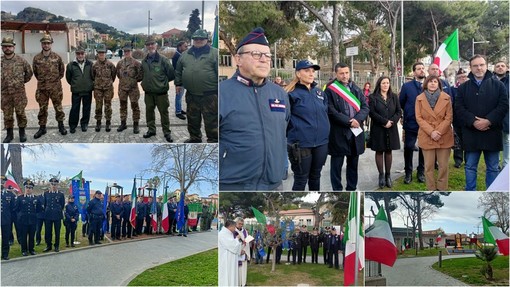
151, 189, 158, 232
187, 203, 201, 227
176, 191, 186, 231
161, 190, 169, 233
129, 179, 137, 228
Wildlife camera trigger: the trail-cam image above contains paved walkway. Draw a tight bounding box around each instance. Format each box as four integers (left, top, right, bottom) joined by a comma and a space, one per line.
0, 231, 218, 286
381, 254, 473, 286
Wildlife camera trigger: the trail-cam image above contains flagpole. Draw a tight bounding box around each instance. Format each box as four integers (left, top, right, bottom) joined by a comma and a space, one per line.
354, 191, 360, 287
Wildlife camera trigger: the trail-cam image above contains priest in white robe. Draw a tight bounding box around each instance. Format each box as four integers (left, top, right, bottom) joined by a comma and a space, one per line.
235, 217, 251, 287
219, 219, 243, 286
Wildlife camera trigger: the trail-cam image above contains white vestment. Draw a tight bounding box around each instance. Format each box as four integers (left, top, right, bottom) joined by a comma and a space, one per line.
237, 228, 251, 287
219, 227, 242, 287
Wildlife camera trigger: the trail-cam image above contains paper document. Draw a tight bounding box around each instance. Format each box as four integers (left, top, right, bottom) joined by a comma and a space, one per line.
245, 235, 254, 243
351, 127, 363, 137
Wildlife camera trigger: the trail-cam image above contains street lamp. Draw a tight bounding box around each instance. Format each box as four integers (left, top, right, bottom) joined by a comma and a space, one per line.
472, 39, 490, 56
148, 10, 153, 37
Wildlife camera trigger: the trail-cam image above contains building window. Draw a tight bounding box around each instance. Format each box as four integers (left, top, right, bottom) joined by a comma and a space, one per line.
307, 219, 312, 226
272, 58, 282, 69
299, 219, 303, 225
220, 54, 232, 67
292, 59, 298, 69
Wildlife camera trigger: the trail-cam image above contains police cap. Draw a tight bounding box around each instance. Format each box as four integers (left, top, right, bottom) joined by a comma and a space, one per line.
95, 190, 102, 195
49, 177, 59, 184
23, 180, 35, 188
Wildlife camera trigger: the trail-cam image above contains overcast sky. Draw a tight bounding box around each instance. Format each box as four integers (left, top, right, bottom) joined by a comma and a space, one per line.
364, 192, 498, 235
18, 143, 217, 197
1, 0, 218, 34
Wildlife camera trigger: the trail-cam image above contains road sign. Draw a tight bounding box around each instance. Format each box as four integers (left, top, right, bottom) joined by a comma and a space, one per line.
346, 46, 359, 57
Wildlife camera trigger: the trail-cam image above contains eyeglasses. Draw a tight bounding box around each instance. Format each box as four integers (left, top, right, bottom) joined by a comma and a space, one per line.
238, 50, 272, 60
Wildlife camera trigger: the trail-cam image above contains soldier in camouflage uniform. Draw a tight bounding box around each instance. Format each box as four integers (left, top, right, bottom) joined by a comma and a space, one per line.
33, 34, 67, 138
116, 44, 143, 134
92, 44, 117, 132
1, 37, 33, 143
175, 29, 218, 143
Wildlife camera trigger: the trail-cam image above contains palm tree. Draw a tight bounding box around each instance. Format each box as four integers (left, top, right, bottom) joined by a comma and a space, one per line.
475, 245, 498, 280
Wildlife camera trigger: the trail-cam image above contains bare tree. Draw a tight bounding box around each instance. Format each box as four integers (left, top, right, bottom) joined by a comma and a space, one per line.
379, 0, 401, 76
478, 193, 509, 234
149, 144, 218, 195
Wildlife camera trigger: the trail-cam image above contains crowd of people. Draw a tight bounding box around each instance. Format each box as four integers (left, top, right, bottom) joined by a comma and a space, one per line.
1, 29, 218, 143
219, 27, 509, 191
0, 176, 214, 260
219, 218, 346, 287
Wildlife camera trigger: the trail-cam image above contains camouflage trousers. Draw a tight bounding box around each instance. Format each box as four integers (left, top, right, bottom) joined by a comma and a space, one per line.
94, 88, 114, 121
118, 89, 140, 122
186, 93, 218, 143
36, 88, 65, 126
1, 91, 28, 128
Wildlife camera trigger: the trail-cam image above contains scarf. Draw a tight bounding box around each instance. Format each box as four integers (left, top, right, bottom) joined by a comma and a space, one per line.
424, 89, 440, 109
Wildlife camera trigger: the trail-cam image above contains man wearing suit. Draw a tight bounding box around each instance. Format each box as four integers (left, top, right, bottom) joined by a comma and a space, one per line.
325, 63, 369, 191
43, 177, 65, 252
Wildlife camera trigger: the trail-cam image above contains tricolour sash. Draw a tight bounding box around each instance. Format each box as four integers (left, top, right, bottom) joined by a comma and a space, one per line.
328, 80, 361, 112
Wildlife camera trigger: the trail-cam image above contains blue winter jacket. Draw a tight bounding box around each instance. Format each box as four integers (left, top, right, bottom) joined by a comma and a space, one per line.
287, 82, 330, 148
399, 79, 423, 133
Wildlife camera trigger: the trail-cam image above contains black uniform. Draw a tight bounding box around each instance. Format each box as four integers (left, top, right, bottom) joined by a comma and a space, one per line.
87, 197, 104, 244
321, 231, 329, 265
43, 191, 65, 251
135, 201, 146, 235
145, 201, 153, 235
291, 232, 301, 264
17, 194, 42, 255
35, 194, 45, 245
1, 190, 17, 259
122, 200, 132, 238
167, 201, 177, 234
310, 233, 320, 263
327, 233, 341, 269
64, 202, 79, 246
301, 230, 310, 263
110, 201, 123, 240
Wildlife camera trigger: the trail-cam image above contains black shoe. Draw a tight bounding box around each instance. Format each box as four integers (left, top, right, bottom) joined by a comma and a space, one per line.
54, 247, 59, 252
143, 131, 156, 138
117, 121, 127, 132
184, 138, 202, 143
385, 174, 393, 188
34, 126, 47, 139
417, 173, 425, 183
95, 120, 101, 132
105, 121, 111, 132
19, 128, 27, 143
378, 174, 385, 189
404, 174, 412, 184
2, 128, 13, 143
81, 125, 88, 132
43, 247, 52, 252
58, 121, 67, 135
176, 113, 186, 120
133, 122, 140, 134
181, 110, 186, 115
30, 251, 36, 255
454, 162, 461, 168
71, 244, 75, 247
22, 252, 28, 256
183, 234, 187, 237
70, 127, 76, 134
95, 241, 102, 244
164, 133, 173, 143
1, 256, 9, 260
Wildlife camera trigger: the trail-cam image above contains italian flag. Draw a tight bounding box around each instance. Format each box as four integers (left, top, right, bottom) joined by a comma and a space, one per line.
5, 171, 21, 195
433, 29, 459, 73
365, 207, 397, 267
436, 233, 442, 243
161, 190, 169, 233
129, 178, 137, 228
482, 216, 509, 256
329, 80, 361, 112
187, 203, 201, 227
150, 190, 158, 232
343, 192, 364, 286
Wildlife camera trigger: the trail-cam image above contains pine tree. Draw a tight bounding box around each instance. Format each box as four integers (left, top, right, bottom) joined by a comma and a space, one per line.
186, 9, 201, 40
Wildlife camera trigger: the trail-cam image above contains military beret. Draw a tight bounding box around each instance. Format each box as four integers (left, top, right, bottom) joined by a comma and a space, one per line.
1, 37, 15, 46
40, 34, 53, 43
23, 180, 35, 188
296, 60, 320, 71
192, 29, 208, 39
49, 177, 59, 184
95, 190, 102, 195
236, 27, 269, 52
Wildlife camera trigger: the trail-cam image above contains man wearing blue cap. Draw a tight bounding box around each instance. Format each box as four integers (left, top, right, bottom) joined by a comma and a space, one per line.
219, 27, 290, 190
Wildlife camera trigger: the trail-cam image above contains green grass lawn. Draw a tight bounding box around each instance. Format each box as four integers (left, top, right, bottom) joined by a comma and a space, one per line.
431, 255, 509, 286
128, 248, 218, 286
381, 153, 489, 191
398, 247, 448, 258
247, 261, 363, 286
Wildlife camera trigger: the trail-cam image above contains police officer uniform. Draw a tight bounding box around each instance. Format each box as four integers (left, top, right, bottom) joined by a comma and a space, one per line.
64, 195, 79, 247
135, 197, 146, 235
110, 195, 123, 240
327, 227, 341, 269
121, 195, 132, 238
300, 226, 310, 263
1, 177, 17, 260
322, 227, 330, 265
310, 227, 320, 264
87, 190, 104, 245
166, 197, 177, 234
17, 180, 42, 256
291, 230, 301, 264
43, 177, 65, 252
35, 193, 45, 246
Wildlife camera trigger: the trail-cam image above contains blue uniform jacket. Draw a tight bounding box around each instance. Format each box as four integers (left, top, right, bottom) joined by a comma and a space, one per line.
122, 201, 132, 219
64, 202, 79, 224
110, 202, 123, 219
136, 201, 146, 217
219, 71, 290, 190
87, 197, 104, 219
399, 79, 423, 133
287, 82, 330, 148
16, 195, 42, 225
43, 191, 65, 220
1, 191, 16, 225
494, 71, 509, 133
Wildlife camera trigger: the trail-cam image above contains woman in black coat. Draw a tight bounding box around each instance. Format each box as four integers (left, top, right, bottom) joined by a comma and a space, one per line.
369, 76, 402, 188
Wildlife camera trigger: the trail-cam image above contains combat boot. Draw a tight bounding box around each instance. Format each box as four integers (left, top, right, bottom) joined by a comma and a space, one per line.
95, 120, 101, 132
34, 126, 47, 139
105, 120, 111, 132
58, 121, 67, 135
19, 128, 27, 143
3, 128, 13, 143
117, 121, 127, 132
133, 121, 139, 134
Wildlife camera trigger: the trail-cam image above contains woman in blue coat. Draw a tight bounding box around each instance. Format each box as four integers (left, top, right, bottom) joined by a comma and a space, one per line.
284, 60, 330, 190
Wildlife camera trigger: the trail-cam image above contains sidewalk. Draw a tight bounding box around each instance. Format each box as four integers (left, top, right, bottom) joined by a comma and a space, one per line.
0, 230, 218, 286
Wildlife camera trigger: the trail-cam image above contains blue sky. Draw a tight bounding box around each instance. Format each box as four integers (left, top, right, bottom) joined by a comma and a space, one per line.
18, 143, 216, 197
364, 192, 497, 235
2, 0, 218, 34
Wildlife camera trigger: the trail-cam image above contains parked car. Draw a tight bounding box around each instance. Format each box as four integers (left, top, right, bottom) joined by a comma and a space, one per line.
106, 49, 113, 59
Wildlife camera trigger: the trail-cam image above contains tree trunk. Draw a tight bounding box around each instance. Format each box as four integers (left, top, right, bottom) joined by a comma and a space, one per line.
417, 197, 424, 250
384, 194, 393, 229
9, 144, 23, 185
220, 29, 237, 57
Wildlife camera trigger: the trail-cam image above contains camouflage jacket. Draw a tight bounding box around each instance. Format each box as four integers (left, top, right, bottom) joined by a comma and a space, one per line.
116, 57, 143, 91
1, 54, 33, 94
33, 51, 65, 90
92, 59, 116, 89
